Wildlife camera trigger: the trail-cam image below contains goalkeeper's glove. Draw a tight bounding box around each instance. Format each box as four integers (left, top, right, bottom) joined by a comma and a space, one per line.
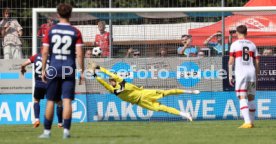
91, 62, 100, 77
93, 73, 97, 77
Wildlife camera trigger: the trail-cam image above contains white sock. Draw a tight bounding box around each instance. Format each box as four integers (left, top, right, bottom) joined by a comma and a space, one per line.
248, 100, 256, 124
64, 129, 70, 135
44, 129, 51, 135
240, 99, 251, 124
184, 90, 192, 94
35, 118, 39, 122
179, 112, 188, 118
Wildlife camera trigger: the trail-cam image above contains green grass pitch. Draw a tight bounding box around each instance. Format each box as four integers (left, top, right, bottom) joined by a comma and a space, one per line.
0, 120, 275, 144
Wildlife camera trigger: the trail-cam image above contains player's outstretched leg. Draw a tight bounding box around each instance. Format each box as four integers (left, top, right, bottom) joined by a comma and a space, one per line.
161, 89, 200, 97
56, 101, 63, 128
158, 105, 193, 121
33, 99, 40, 128
63, 98, 73, 139
38, 100, 55, 138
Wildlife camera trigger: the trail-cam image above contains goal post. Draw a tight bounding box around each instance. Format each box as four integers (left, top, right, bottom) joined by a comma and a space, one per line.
32, 7, 276, 122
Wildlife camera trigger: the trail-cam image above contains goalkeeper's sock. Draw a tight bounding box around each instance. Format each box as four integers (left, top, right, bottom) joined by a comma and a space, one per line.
239, 99, 251, 124
34, 102, 40, 120
44, 116, 53, 130
180, 112, 193, 121
248, 100, 256, 124
180, 112, 188, 117
163, 89, 184, 96
56, 105, 63, 124
64, 118, 72, 130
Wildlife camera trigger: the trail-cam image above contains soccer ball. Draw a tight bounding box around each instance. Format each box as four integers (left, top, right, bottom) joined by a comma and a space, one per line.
92, 47, 102, 56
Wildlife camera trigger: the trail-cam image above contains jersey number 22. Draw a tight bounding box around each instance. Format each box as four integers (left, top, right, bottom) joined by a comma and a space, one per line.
52, 35, 72, 60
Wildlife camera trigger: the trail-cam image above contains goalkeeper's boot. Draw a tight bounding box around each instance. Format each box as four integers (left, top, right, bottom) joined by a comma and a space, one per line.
238, 123, 254, 129
38, 133, 50, 139
33, 120, 40, 128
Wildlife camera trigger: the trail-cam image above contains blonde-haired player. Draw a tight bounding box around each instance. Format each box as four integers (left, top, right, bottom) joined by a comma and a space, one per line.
228, 25, 260, 128
91, 64, 200, 121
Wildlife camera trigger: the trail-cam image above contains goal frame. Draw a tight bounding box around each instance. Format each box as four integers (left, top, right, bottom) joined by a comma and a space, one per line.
32, 6, 276, 55
31, 7, 276, 121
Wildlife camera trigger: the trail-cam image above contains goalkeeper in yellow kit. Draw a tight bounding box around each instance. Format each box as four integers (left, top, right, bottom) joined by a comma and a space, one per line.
91, 64, 200, 121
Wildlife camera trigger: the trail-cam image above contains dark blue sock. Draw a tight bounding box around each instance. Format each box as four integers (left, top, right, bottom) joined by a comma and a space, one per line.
44, 116, 53, 130
63, 118, 71, 130
33, 103, 40, 119
56, 106, 63, 123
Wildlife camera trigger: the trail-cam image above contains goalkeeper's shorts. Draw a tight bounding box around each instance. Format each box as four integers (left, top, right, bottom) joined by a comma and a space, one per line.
137, 89, 163, 111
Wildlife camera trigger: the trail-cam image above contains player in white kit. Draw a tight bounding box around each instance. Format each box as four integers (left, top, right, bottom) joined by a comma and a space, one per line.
228, 25, 260, 128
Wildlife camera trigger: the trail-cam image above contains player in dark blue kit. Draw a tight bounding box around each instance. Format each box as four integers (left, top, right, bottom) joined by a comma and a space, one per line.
21, 51, 63, 128
39, 3, 84, 139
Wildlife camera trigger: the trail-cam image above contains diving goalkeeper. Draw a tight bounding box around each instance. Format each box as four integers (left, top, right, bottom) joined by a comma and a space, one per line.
91, 63, 200, 121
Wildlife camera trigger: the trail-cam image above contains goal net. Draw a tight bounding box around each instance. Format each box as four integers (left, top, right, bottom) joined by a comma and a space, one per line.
32, 7, 276, 123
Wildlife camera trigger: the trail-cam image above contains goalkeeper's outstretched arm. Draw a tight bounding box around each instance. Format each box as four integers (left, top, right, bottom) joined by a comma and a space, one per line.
98, 66, 124, 83
94, 74, 115, 93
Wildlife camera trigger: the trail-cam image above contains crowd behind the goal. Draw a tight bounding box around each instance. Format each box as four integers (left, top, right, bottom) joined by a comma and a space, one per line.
0, 7, 275, 59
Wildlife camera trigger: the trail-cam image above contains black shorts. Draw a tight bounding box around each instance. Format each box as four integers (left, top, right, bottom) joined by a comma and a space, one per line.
34, 87, 46, 100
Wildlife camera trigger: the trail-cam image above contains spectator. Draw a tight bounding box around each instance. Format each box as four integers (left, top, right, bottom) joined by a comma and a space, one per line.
204, 31, 228, 55
0, 8, 23, 59
94, 21, 110, 57
177, 35, 198, 57
125, 48, 140, 58
85, 49, 92, 58
263, 49, 273, 56
37, 17, 54, 38
159, 47, 167, 57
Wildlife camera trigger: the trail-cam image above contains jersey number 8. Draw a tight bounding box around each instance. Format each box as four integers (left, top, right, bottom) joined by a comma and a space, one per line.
52, 35, 72, 60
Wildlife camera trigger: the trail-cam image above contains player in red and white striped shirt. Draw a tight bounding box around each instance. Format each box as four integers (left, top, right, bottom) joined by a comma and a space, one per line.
228, 25, 260, 128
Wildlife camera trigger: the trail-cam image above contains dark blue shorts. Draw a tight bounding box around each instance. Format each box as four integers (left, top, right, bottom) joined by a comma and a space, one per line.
46, 76, 75, 101
34, 87, 46, 100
